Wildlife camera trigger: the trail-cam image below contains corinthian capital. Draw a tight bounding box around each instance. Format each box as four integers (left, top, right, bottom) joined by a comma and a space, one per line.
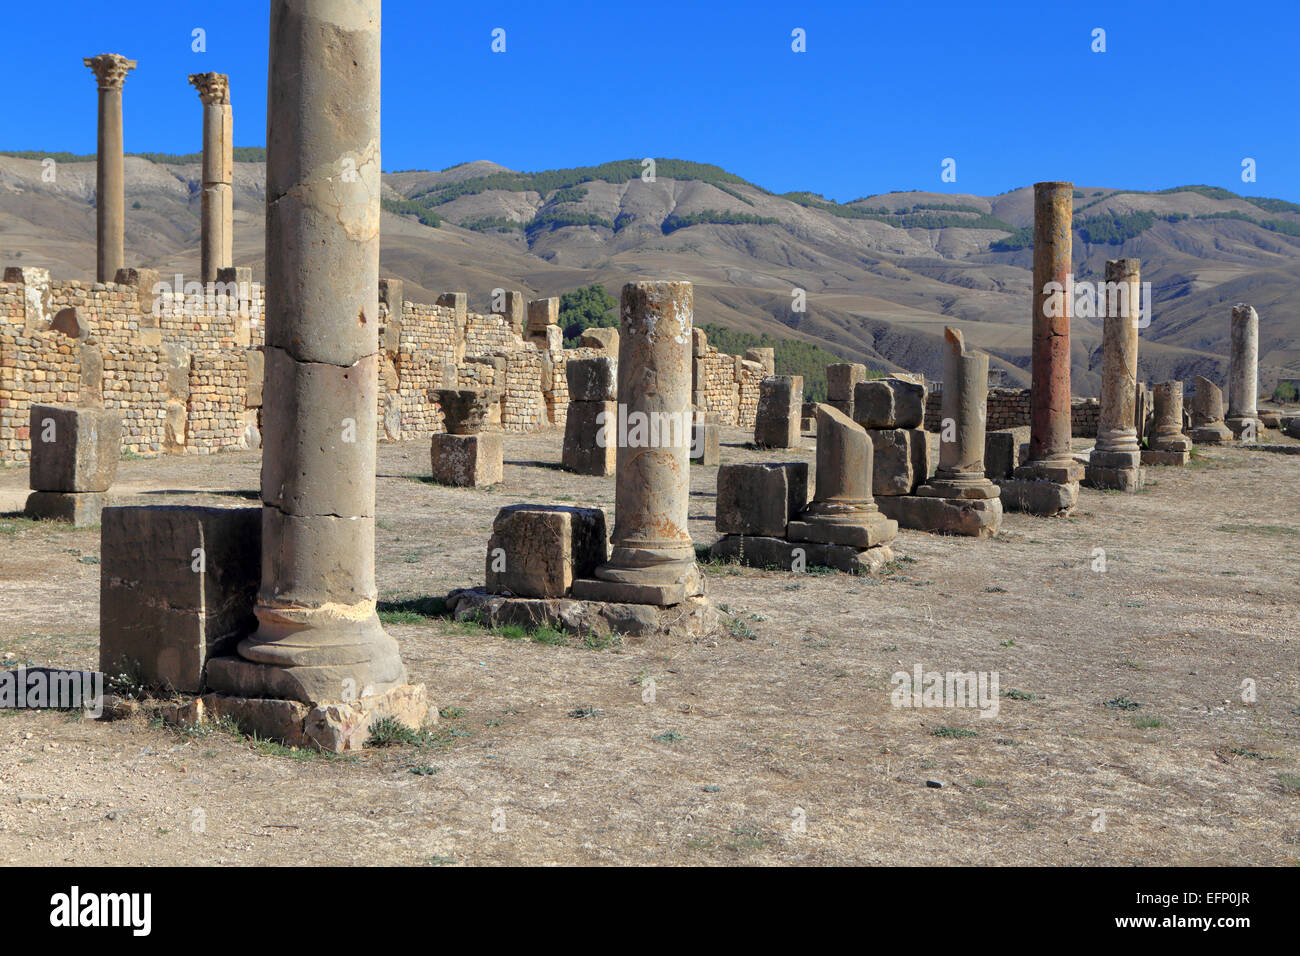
188, 72, 230, 105
84, 53, 138, 91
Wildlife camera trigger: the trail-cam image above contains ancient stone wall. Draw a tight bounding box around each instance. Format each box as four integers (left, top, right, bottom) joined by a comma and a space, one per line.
0, 328, 82, 463
925, 386, 1099, 437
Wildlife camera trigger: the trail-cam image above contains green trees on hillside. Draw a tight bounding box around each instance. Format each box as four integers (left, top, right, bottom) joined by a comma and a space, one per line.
558, 284, 618, 343
661, 209, 780, 234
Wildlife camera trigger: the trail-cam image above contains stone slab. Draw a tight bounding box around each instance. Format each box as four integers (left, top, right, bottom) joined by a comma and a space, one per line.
997, 478, 1079, 516
787, 511, 897, 549
715, 462, 808, 536
709, 534, 894, 575
28, 405, 122, 493
448, 586, 717, 641
430, 432, 503, 487
876, 494, 1003, 537
754, 375, 802, 448
854, 378, 927, 429
566, 356, 617, 402
24, 491, 106, 527
868, 427, 931, 496
691, 422, 720, 466
485, 504, 607, 598
99, 505, 260, 693
1140, 449, 1190, 466
1084, 464, 1146, 492
562, 401, 616, 476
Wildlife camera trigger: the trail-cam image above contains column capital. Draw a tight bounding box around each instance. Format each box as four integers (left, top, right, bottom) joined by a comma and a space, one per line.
84, 53, 137, 91
188, 72, 230, 105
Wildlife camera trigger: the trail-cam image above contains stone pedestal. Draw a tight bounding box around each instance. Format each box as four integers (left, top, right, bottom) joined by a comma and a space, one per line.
826, 363, 866, 419
867, 428, 930, 496
1226, 303, 1262, 440
571, 281, 704, 607
84, 54, 137, 282
431, 432, 503, 486
1085, 259, 1145, 492
715, 462, 808, 537
754, 375, 802, 448
563, 401, 617, 476
1191, 375, 1234, 443
434, 387, 499, 434
204, 0, 422, 725
485, 505, 607, 598
1002, 182, 1083, 515
24, 405, 121, 527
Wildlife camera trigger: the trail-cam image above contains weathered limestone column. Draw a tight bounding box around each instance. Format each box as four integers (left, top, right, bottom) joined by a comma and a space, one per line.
1004, 182, 1083, 515
1085, 258, 1145, 490
882, 327, 1002, 536
84, 54, 137, 283
1142, 381, 1192, 465
188, 72, 233, 284
207, 0, 406, 703
572, 281, 702, 606
1226, 303, 1260, 439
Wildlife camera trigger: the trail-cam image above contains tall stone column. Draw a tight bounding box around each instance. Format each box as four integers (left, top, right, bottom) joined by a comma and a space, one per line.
1085, 258, 1145, 490
1226, 303, 1260, 439
572, 281, 702, 606
188, 72, 233, 285
84, 54, 137, 283
1004, 182, 1083, 515
207, 0, 405, 704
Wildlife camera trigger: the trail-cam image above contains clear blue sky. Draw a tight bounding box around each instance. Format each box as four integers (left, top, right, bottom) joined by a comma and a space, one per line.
6, 0, 1299, 201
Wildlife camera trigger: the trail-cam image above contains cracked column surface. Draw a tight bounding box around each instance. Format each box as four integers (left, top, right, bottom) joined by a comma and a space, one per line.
188, 72, 233, 284
1018, 181, 1083, 483
1226, 303, 1260, 436
923, 327, 998, 498
216, 0, 406, 703
85, 53, 137, 283
1095, 259, 1142, 455
578, 281, 702, 605
1150, 382, 1192, 452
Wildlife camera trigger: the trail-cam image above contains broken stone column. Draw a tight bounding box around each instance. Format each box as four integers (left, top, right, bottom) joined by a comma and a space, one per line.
188, 72, 233, 285
1001, 182, 1083, 515
1142, 381, 1192, 465
878, 328, 1002, 536
787, 405, 896, 564
205, 0, 422, 726
1085, 258, 1146, 491
84, 53, 137, 283
24, 405, 121, 527
572, 281, 704, 606
1190, 375, 1234, 443
1226, 303, 1261, 440
562, 356, 617, 476
754, 375, 802, 448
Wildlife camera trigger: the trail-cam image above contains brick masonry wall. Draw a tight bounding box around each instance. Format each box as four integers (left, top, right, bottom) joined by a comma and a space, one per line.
186, 351, 248, 453
924, 386, 1100, 437
0, 329, 81, 463
102, 345, 168, 456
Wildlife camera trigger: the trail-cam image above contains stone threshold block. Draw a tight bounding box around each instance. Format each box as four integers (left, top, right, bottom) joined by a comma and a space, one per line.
997, 478, 1079, 516
1141, 449, 1190, 466
876, 494, 1002, 538
99, 505, 260, 693
447, 586, 717, 641
1083, 450, 1146, 492
570, 567, 706, 607
867, 427, 930, 496
431, 432, 503, 487
28, 405, 122, 492
161, 683, 430, 753
25, 491, 107, 528
716, 462, 808, 537
710, 534, 894, 575
690, 422, 720, 466
562, 401, 616, 476
486, 505, 607, 598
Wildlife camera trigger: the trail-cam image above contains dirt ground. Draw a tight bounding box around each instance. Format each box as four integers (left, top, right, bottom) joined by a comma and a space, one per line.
1, 425, 1297, 866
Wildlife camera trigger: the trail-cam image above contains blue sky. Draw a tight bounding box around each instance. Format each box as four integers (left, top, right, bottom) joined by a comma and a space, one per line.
6, 0, 1299, 200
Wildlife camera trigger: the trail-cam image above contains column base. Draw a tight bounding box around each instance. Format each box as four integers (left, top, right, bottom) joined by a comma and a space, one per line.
446, 586, 717, 640
25, 491, 107, 527
787, 503, 898, 549
710, 534, 895, 575
876, 492, 1003, 537
1084, 450, 1146, 491
997, 477, 1079, 516
1226, 417, 1264, 439
572, 563, 705, 607
1141, 448, 1190, 466
1192, 424, 1234, 444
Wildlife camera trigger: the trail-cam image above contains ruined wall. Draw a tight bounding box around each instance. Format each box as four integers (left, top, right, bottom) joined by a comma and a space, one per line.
0, 328, 82, 463
691, 338, 762, 428
924, 387, 1100, 437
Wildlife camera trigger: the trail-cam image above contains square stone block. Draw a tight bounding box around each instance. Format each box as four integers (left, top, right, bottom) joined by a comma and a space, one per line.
854, 378, 927, 429
691, 422, 720, 465
710, 534, 894, 576
566, 356, 618, 402
431, 432, 503, 487
876, 494, 1003, 538
563, 401, 617, 476
827, 363, 867, 402
1141, 448, 1189, 466
755, 375, 803, 448
25, 491, 106, 527
28, 405, 122, 492
99, 505, 260, 693
716, 462, 809, 536
984, 429, 1028, 480
486, 505, 608, 598
998, 477, 1079, 516
527, 296, 559, 332
868, 427, 931, 495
